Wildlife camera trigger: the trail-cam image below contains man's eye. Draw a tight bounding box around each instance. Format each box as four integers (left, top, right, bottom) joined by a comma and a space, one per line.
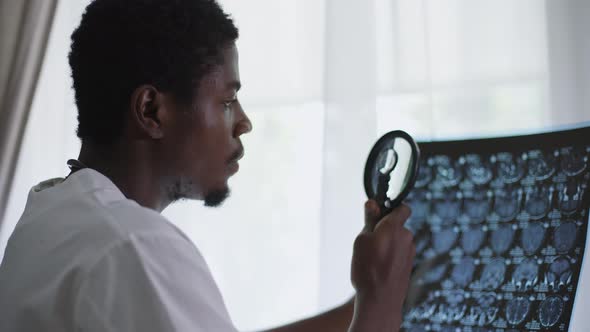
223, 99, 237, 109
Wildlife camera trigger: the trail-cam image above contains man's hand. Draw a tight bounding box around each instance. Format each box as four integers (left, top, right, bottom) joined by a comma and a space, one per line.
258, 200, 414, 332
349, 200, 415, 332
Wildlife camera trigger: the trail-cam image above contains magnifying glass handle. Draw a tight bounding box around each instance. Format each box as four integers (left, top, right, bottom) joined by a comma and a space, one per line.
376, 173, 393, 217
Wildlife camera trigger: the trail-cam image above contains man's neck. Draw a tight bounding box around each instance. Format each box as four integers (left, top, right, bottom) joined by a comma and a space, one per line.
77, 142, 170, 212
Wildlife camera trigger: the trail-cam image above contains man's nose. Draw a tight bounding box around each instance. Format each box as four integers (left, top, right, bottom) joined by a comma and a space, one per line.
234, 103, 252, 137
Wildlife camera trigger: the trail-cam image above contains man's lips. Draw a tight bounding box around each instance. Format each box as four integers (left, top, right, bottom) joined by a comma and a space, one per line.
228, 145, 245, 164
227, 145, 245, 174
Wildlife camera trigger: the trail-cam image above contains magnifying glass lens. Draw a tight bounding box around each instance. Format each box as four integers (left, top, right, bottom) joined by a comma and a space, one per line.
364, 130, 421, 215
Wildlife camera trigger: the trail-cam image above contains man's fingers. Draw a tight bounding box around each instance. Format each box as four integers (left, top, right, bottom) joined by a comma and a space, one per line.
363, 199, 381, 232
390, 203, 412, 225
374, 203, 412, 233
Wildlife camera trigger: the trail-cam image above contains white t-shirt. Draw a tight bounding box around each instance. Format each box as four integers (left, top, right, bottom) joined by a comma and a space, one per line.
0, 169, 237, 332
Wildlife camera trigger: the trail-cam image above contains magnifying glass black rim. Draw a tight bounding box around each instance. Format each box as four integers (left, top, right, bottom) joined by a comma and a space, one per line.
364, 130, 421, 211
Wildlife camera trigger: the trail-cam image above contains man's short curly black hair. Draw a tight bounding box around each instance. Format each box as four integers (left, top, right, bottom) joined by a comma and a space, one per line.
69, 0, 238, 145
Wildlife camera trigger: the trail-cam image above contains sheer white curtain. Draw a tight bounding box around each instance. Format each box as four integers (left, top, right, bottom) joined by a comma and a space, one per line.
375, 0, 552, 139
0, 0, 58, 231
2, 0, 590, 331
0, 0, 86, 262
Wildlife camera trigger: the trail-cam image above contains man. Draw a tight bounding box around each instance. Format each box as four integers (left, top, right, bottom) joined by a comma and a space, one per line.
0, 0, 415, 331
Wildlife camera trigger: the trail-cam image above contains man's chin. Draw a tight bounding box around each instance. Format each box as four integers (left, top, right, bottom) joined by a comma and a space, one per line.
166, 177, 229, 207
203, 187, 230, 207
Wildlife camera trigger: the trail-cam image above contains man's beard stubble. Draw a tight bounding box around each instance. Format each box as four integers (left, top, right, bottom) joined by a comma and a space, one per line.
203, 188, 230, 207
166, 176, 230, 207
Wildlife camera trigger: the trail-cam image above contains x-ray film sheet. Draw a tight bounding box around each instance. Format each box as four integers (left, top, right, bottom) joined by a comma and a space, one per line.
401, 126, 590, 332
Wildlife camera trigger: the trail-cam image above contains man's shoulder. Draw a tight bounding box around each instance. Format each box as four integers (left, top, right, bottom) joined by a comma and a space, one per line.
58, 192, 193, 258
23, 187, 182, 239
7, 176, 194, 274
91, 197, 185, 241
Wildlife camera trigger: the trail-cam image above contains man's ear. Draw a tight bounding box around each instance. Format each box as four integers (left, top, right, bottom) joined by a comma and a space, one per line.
129, 85, 166, 139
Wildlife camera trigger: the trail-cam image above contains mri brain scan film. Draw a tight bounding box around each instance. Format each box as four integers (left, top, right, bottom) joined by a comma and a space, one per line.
401, 127, 590, 331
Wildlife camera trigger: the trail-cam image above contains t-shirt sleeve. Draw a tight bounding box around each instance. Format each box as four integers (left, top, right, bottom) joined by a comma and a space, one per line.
73, 233, 237, 332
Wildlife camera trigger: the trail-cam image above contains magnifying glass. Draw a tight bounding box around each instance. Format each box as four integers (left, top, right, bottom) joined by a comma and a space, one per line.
364, 130, 421, 218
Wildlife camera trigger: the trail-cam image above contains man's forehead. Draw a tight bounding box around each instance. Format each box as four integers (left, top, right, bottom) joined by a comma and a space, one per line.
199, 44, 240, 91
198, 67, 240, 95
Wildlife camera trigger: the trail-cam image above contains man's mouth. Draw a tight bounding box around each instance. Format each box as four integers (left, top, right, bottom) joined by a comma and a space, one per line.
227, 145, 245, 174
228, 145, 245, 164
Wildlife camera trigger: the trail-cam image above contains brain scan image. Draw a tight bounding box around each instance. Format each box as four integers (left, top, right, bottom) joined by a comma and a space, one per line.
561, 147, 588, 177
491, 224, 516, 254
559, 181, 583, 215
524, 188, 551, 220
436, 304, 468, 324
546, 256, 573, 290
451, 256, 476, 287
466, 155, 493, 185
461, 227, 486, 254
480, 258, 506, 290
413, 232, 430, 256
520, 223, 546, 255
463, 191, 491, 223
406, 191, 430, 232
527, 151, 557, 181
415, 161, 433, 188
476, 292, 498, 308
407, 326, 427, 332
444, 290, 465, 306
433, 194, 462, 225
553, 221, 578, 254
434, 156, 463, 187
433, 228, 458, 254
467, 305, 500, 327
512, 258, 539, 291
471, 328, 494, 332
505, 296, 531, 326
538, 296, 565, 328
493, 189, 521, 221
421, 262, 449, 284
400, 128, 589, 332
496, 153, 526, 184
